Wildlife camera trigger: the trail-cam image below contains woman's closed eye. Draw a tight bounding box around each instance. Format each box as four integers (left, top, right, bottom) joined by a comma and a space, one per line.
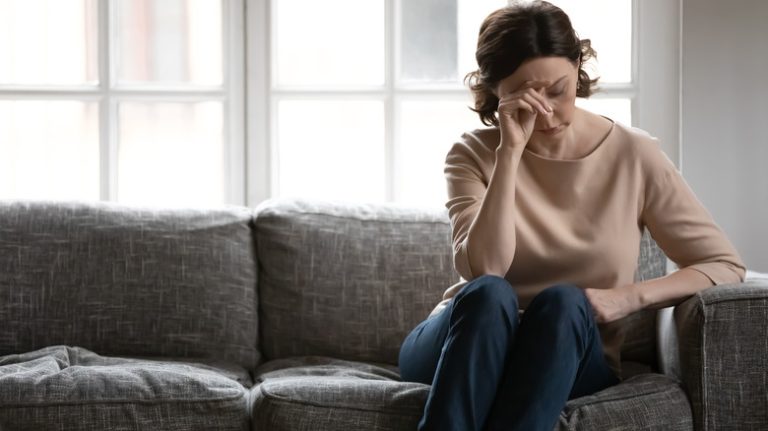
548, 87, 565, 97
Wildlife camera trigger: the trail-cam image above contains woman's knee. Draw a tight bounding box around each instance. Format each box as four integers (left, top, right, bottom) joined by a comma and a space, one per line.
452, 274, 519, 315
527, 283, 592, 320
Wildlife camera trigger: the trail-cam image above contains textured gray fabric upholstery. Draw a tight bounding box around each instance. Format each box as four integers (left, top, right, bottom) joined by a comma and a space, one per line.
674, 279, 768, 431
0, 346, 249, 430
250, 356, 419, 431
253, 197, 457, 365
249, 356, 692, 431
621, 228, 668, 368
3, 197, 762, 430
557, 373, 693, 430
0, 200, 259, 369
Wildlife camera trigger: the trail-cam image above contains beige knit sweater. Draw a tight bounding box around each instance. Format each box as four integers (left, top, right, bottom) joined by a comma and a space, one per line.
433, 119, 746, 378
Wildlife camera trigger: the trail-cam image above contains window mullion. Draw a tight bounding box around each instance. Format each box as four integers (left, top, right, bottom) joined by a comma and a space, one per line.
246, 0, 270, 207
98, 0, 113, 201
225, 0, 246, 206
385, 0, 396, 202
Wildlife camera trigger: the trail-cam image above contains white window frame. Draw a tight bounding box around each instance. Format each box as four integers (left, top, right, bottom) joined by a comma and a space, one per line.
0, 0, 246, 205
636, 0, 681, 167
244, 0, 681, 207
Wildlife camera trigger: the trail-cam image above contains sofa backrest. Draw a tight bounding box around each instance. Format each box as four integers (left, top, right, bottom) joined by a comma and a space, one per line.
0, 200, 259, 369
254, 197, 668, 369
254, 197, 456, 366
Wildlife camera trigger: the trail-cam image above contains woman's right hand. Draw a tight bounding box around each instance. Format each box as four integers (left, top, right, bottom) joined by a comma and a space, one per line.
496, 82, 553, 153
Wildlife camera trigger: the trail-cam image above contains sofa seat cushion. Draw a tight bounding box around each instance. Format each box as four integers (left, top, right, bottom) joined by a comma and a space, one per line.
557, 373, 693, 430
250, 356, 424, 430
251, 356, 692, 431
0, 346, 249, 431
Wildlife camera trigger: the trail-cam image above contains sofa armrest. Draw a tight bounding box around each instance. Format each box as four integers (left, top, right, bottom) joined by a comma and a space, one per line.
671, 279, 768, 431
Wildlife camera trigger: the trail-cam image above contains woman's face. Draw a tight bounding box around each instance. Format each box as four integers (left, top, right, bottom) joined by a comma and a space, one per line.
494, 56, 579, 140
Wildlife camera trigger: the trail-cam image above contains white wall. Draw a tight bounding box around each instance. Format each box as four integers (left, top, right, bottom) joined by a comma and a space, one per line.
682, 0, 768, 272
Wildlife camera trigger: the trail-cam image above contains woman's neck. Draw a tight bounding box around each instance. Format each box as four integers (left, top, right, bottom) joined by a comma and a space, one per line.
525, 109, 611, 160
525, 109, 585, 160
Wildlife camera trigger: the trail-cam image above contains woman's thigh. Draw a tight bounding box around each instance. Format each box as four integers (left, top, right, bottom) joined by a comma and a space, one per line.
517, 283, 620, 400
398, 304, 453, 385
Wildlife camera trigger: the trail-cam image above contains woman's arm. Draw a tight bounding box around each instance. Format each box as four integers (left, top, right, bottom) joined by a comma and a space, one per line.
448, 88, 549, 280
586, 135, 746, 324
586, 267, 717, 324
464, 145, 524, 278
633, 267, 715, 310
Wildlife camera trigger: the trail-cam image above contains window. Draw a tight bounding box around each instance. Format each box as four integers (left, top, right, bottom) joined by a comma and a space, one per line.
2, 0, 677, 209
0, 0, 244, 206
264, 0, 637, 209
548, 0, 634, 128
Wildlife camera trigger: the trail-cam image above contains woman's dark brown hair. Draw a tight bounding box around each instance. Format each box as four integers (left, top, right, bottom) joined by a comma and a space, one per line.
465, 0, 599, 127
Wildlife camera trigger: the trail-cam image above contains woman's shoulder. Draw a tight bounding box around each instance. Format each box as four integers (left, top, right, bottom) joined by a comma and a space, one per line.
458, 126, 501, 150
608, 121, 677, 174
446, 126, 500, 162
612, 120, 657, 143
443, 127, 501, 181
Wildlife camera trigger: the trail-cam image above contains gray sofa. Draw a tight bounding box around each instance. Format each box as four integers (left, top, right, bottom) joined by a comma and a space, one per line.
0, 197, 765, 431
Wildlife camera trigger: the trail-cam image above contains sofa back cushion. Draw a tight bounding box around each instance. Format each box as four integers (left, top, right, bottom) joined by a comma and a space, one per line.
255, 197, 667, 368
622, 229, 668, 367
0, 200, 259, 369
254, 198, 456, 366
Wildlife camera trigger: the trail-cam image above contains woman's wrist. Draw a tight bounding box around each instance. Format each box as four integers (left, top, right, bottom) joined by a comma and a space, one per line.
496, 143, 525, 160
626, 283, 646, 313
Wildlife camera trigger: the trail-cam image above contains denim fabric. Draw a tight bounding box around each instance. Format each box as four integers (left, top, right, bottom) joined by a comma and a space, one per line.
398, 274, 621, 431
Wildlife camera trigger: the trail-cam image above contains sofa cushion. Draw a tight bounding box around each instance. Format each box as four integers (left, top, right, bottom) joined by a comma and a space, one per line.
0, 346, 249, 431
621, 229, 669, 367
0, 200, 259, 368
250, 356, 423, 431
250, 356, 691, 431
253, 197, 456, 365
558, 373, 693, 430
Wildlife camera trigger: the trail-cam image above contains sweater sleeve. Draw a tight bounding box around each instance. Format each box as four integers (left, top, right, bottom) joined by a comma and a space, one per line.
443, 134, 487, 282
640, 139, 746, 285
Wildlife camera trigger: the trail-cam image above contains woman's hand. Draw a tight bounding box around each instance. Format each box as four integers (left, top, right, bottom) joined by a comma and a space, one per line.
496, 81, 553, 153
584, 285, 643, 324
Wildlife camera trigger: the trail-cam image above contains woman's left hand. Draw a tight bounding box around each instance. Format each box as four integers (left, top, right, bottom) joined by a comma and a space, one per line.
583, 285, 643, 324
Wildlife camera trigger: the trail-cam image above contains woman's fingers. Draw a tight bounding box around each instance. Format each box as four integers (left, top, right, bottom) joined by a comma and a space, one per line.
498, 97, 536, 116
521, 92, 551, 115
499, 88, 551, 116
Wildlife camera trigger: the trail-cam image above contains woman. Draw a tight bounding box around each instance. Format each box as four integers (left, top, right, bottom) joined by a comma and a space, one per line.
397, 2, 746, 431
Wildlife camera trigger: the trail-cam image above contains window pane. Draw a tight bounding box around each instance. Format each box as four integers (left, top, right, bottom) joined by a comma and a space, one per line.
277, 100, 385, 202
115, 0, 223, 86
275, 0, 384, 87
576, 97, 632, 127
396, 98, 483, 208
0, 0, 97, 85
547, 0, 632, 83
0, 101, 99, 200
399, 0, 506, 85
400, 0, 457, 83
458, 0, 507, 84
117, 102, 224, 206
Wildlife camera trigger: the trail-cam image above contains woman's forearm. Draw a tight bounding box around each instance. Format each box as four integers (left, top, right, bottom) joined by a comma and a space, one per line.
587, 267, 717, 323
464, 145, 524, 278
631, 267, 715, 310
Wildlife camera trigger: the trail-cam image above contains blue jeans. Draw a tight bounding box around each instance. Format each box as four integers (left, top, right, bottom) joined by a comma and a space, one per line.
398, 274, 621, 431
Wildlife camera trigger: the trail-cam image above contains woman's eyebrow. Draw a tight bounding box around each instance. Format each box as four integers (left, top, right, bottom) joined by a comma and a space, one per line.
551, 75, 568, 87
515, 75, 568, 92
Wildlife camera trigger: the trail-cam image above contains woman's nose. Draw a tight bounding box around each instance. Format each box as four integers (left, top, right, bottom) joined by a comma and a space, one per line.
536, 110, 557, 127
